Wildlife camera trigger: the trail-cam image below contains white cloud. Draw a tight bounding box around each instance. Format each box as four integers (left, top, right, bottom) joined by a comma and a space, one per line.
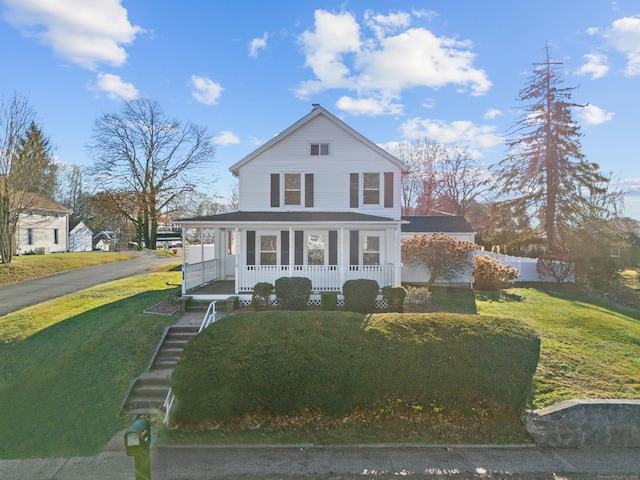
335, 95, 403, 116
296, 9, 491, 116
249, 32, 268, 58
484, 108, 502, 120
212, 131, 240, 146
400, 117, 502, 151
93, 73, 138, 100
592, 16, 640, 76
578, 104, 614, 125
576, 53, 610, 79
2, 0, 142, 70
190, 75, 223, 106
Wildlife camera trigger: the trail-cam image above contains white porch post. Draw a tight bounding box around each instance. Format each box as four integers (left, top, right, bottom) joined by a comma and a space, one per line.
289, 227, 294, 277
395, 225, 402, 286
339, 227, 345, 290
200, 229, 205, 286
234, 227, 240, 294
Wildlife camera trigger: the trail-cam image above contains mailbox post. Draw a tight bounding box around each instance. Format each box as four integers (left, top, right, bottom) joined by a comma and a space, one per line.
124, 417, 151, 480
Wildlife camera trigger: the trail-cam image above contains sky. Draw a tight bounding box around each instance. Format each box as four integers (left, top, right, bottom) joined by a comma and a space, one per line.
1, 0, 639, 220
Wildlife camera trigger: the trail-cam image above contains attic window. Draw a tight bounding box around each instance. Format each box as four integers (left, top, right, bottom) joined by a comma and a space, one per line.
310, 143, 329, 156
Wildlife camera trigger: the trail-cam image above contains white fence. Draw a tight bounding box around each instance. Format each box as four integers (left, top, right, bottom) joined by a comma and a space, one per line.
184, 259, 218, 292
475, 251, 574, 283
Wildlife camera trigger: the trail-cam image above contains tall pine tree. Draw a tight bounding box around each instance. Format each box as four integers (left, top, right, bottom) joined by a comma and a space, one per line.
493, 46, 609, 250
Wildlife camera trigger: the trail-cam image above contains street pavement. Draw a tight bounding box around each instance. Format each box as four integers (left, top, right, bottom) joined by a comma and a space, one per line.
1, 441, 639, 479
0, 250, 177, 316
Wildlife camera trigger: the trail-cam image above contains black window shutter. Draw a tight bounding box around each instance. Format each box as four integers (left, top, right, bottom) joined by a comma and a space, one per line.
384, 172, 394, 208
271, 174, 280, 207
350, 173, 359, 208
305, 174, 314, 207
281, 231, 289, 265
349, 230, 359, 265
246, 231, 256, 265
294, 231, 304, 265
329, 230, 338, 265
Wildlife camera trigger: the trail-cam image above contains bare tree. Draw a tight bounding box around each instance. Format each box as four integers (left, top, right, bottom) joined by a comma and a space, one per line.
87, 98, 216, 249
434, 148, 488, 216
0, 94, 55, 263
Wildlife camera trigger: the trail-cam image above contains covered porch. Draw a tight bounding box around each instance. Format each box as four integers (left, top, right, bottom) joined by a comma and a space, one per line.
173, 211, 405, 300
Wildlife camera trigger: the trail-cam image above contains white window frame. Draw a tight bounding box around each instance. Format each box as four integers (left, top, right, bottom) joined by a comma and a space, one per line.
258, 232, 279, 266
283, 173, 302, 206
362, 232, 382, 266
362, 172, 381, 206
305, 231, 327, 266
309, 142, 330, 156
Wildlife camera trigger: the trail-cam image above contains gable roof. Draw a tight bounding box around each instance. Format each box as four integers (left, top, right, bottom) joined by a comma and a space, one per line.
229, 105, 409, 175
401, 215, 475, 233
18, 192, 69, 214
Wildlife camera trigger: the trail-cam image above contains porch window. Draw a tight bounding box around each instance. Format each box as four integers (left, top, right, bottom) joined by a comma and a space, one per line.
284, 173, 301, 205
260, 235, 277, 265
310, 142, 330, 156
363, 173, 380, 205
307, 234, 325, 265
362, 235, 380, 265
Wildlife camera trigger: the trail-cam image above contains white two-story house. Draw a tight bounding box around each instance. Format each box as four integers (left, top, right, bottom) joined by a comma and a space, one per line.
175, 105, 411, 298
174, 106, 475, 302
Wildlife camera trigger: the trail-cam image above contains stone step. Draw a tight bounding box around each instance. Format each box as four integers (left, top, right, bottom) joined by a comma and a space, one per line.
130, 384, 170, 398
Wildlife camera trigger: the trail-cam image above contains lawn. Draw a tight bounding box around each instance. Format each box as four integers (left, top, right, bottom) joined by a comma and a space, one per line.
1, 275, 639, 457
0, 265, 182, 458
0, 251, 136, 286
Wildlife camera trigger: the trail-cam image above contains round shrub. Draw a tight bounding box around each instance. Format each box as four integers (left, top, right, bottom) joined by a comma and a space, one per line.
403, 286, 433, 313
251, 282, 273, 310
382, 285, 407, 313
275, 276, 312, 310
343, 279, 379, 313
321, 292, 338, 311
474, 255, 519, 291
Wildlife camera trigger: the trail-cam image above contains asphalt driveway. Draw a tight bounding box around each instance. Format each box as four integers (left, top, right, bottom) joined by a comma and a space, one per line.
0, 251, 177, 317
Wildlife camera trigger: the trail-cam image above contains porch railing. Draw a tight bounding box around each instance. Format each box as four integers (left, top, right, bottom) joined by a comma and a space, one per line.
184, 259, 218, 292
237, 264, 399, 292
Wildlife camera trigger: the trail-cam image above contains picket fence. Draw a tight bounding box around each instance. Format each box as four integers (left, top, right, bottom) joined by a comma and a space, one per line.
475, 251, 574, 283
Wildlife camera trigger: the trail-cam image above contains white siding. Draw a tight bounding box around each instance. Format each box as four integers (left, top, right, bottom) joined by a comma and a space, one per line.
238, 115, 403, 219
16, 212, 68, 254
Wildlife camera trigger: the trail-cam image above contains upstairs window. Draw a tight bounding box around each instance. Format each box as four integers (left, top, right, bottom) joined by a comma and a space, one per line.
363, 173, 380, 205
310, 142, 330, 156
284, 173, 301, 205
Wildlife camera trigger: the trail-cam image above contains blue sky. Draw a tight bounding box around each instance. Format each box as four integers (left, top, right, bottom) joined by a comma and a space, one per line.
1, 1, 639, 219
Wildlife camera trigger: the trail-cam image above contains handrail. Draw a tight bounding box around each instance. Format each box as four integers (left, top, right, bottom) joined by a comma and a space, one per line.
164, 301, 218, 425
198, 301, 218, 333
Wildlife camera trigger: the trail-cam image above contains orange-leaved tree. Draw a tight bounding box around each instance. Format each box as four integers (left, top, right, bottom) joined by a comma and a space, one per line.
402, 233, 478, 290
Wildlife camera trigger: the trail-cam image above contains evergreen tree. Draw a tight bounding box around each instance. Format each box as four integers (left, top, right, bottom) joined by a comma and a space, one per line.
493, 46, 609, 250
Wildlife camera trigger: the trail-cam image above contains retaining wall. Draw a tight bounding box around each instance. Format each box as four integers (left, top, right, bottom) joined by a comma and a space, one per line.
526, 399, 640, 447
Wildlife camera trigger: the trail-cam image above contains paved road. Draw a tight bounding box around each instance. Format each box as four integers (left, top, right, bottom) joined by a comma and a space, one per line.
0, 251, 177, 317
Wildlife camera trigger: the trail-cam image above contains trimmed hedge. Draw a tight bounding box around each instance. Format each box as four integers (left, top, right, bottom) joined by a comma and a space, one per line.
275, 276, 312, 310
343, 279, 379, 313
251, 282, 273, 310
171, 311, 540, 425
383, 285, 407, 313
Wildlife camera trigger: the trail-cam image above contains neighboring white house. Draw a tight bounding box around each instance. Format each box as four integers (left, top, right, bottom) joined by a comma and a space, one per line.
15, 194, 69, 255
401, 215, 476, 286
69, 220, 94, 252
173, 106, 475, 299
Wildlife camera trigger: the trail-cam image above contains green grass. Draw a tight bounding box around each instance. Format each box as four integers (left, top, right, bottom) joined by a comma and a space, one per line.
0, 266, 182, 459
0, 251, 136, 286
166, 310, 538, 446
476, 284, 640, 408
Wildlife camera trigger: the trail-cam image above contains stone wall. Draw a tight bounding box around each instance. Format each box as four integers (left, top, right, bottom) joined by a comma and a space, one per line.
526, 399, 640, 447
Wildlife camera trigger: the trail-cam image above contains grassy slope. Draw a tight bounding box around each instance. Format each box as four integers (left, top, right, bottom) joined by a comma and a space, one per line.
476, 286, 640, 408
0, 268, 181, 458
0, 251, 136, 286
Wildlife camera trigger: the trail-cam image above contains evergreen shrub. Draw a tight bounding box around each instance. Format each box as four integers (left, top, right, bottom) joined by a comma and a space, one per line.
321, 292, 337, 311
275, 276, 312, 310
382, 285, 407, 313
251, 282, 273, 310
343, 279, 379, 313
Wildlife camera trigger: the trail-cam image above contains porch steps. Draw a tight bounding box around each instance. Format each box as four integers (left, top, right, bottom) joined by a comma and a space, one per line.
183, 296, 239, 313
121, 325, 199, 415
